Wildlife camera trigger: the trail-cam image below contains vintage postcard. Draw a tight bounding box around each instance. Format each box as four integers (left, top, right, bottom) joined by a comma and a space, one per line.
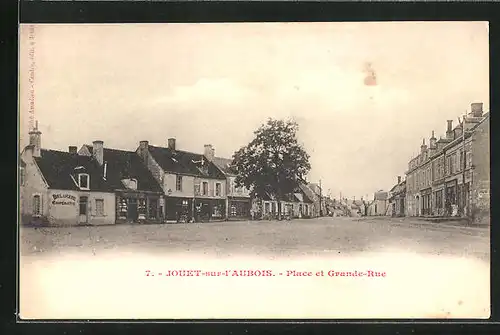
18, 22, 490, 319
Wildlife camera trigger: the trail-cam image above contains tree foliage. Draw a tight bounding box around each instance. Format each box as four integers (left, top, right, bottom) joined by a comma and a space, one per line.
231, 118, 311, 203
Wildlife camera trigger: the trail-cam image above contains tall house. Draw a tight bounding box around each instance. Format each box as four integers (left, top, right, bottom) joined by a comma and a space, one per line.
404, 102, 489, 223
202, 144, 252, 220
78, 143, 164, 224
19, 122, 116, 226
136, 138, 227, 222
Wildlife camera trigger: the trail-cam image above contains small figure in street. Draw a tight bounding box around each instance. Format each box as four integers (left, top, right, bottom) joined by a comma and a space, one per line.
445, 199, 452, 217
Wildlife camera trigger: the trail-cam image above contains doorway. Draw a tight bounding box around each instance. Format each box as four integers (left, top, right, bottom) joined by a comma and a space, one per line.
127, 198, 138, 222
415, 196, 420, 216
79, 196, 88, 224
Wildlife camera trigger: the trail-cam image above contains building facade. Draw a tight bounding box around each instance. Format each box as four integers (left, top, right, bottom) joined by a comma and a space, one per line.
367, 191, 388, 216
204, 144, 252, 221
387, 176, 406, 217
405, 103, 489, 223
136, 138, 227, 222
20, 123, 116, 226
78, 143, 165, 224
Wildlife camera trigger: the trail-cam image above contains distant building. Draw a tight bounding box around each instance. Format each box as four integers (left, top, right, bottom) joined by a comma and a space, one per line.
387, 176, 406, 217
405, 102, 489, 223
256, 183, 315, 220
367, 191, 388, 216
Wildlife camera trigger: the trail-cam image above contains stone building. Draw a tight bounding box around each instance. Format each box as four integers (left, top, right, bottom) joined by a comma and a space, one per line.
258, 185, 314, 220
387, 176, 406, 217
367, 191, 388, 216
405, 103, 489, 223
136, 138, 227, 222
19, 122, 116, 226
78, 143, 165, 224
203, 144, 252, 221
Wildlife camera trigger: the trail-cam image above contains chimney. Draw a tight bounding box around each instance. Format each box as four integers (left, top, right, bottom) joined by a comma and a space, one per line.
397, 176, 401, 184
204, 144, 214, 161
68, 146, 77, 154
28, 120, 42, 158
168, 138, 176, 150
24, 144, 34, 160
429, 130, 437, 149
446, 120, 454, 140
92, 140, 104, 166
471, 102, 483, 117
420, 138, 427, 153
138, 140, 149, 163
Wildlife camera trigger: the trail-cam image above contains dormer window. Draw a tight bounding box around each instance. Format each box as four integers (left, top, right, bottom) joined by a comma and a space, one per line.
78, 173, 90, 190
122, 178, 138, 190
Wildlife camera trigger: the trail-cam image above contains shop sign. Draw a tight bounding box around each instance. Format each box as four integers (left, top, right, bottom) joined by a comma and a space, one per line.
52, 193, 76, 205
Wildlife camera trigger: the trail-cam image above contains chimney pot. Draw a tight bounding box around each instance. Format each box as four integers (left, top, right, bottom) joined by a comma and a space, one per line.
447, 120, 453, 131
471, 102, 483, 117
69, 146, 78, 154
204, 144, 215, 161
397, 176, 401, 184
28, 120, 42, 158
168, 138, 176, 150
92, 140, 104, 166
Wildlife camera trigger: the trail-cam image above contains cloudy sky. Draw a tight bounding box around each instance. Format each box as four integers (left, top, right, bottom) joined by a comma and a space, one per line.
19, 22, 489, 199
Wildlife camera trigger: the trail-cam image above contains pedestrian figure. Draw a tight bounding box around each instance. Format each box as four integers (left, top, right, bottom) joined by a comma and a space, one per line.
445, 199, 452, 217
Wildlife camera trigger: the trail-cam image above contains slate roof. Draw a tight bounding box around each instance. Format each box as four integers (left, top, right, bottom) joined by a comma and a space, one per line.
299, 183, 319, 203
33, 149, 113, 192
101, 148, 163, 193
148, 145, 226, 179
211, 156, 236, 176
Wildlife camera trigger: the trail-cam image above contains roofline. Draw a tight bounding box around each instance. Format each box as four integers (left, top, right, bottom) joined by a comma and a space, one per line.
31, 157, 50, 189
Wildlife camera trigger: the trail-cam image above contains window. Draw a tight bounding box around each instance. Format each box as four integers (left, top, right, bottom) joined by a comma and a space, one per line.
32, 195, 41, 216
202, 182, 208, 196
453, 154, 458, 173
78, 173, 90, 190
215, 183, 221, 196
176, 175, 182, 191
231, 205, 237, 216
466, 152, 471, 168
459, 151, 463, 171
79, 196, 88, 215
95, 199, 104, 216
122, 178, 137, 190
194, 180, 201, 195
20, 167, 25, 186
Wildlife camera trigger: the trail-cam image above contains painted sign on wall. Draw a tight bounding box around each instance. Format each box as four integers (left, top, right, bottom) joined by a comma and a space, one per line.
52, 193, 76, 205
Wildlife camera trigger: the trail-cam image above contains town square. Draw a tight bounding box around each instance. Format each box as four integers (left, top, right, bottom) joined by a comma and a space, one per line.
18, 22, 490, 319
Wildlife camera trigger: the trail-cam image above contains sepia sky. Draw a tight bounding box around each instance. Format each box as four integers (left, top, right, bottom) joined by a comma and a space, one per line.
19, 22, 489, 199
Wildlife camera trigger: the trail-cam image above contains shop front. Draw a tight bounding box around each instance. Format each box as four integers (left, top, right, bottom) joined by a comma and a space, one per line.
433, 187, 445, 216
116, 191, 163, 224
194, 198, 226, 222
228, 196, 251, 220
421, 188, 432, 216
445, 180, 458, 216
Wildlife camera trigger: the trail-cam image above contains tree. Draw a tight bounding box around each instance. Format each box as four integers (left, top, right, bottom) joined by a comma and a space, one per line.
231, 118, 311, 220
